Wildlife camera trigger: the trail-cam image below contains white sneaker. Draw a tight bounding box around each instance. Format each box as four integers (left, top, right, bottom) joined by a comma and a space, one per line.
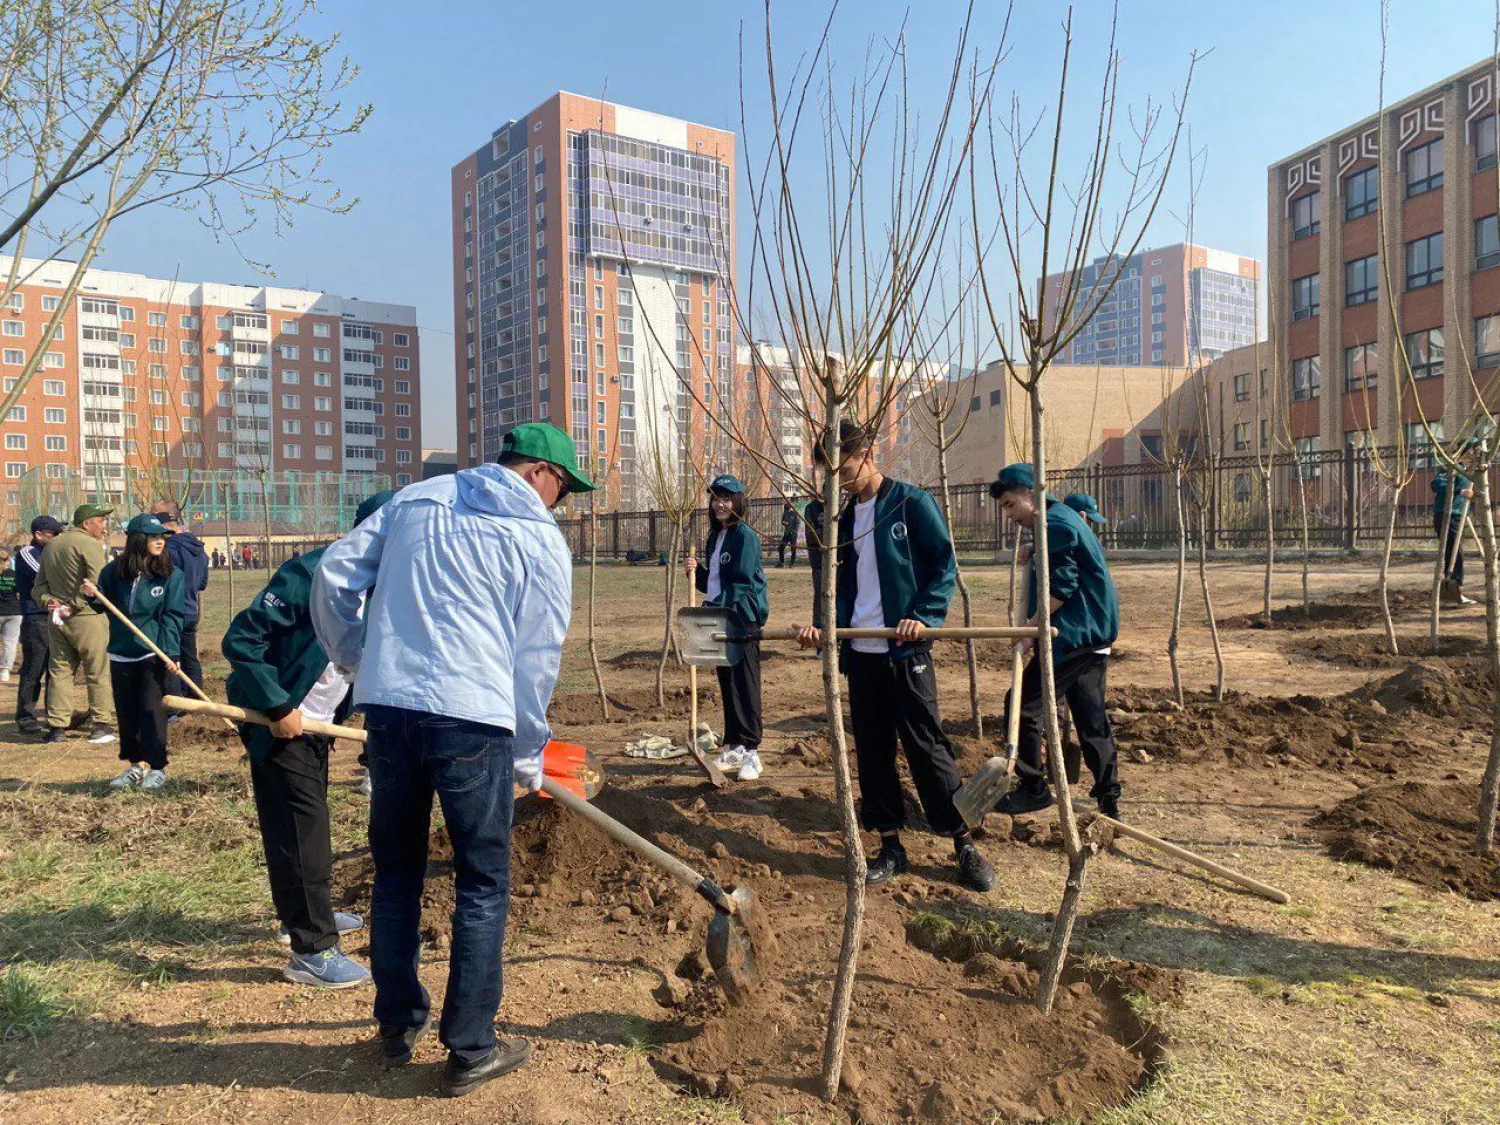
713, 745, 744, 772
357, 769, 372, 798
737, 748, 763, 782
109, 765, 145, 790
139, 769, 167, 791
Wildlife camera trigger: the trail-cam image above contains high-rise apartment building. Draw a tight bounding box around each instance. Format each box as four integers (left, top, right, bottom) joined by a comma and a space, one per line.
1269, 58, 1500, 458
0, 257, 420, 514
451, 93, 736, 508
1042, 242, 1260, 368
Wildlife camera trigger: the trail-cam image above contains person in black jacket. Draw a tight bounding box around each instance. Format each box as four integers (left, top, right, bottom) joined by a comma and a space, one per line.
685, 475, 770, 780
13, 516, 61, 733
0, 547, 20, 684
777, 501, 800, 567
150, 500, 209, 714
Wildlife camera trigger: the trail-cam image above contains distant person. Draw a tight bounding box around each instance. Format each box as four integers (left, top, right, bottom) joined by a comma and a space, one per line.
224, 490, 394, 989
0, 547, 20, 682
777, 500, 800, 567
685, 475, 769, 781
13, 515, 62, 733
80, 514, 184, 789
1062, 493, 1108, 541
32, 503, 116, 745
242, 545, 252, 570
311, 422, 590, 1096
1432, 467, 1475, 605
151, 500, 209, 716
803, 488, 828, 628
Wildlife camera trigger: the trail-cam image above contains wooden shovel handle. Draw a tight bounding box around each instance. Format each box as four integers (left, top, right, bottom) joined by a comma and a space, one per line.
164, 695, 365, 742
756, 625, 1050, 642
1096, 814, 1290, 904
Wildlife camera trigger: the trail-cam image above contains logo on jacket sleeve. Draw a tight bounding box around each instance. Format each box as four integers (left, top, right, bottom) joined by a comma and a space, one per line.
891, 521, 908, 541
718, 552, 731, 565
150, 585, 164, 597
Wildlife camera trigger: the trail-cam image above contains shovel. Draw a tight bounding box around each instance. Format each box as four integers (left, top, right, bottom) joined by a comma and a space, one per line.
953, 640, 1026, 830
676, 606, 1042, 667
683, 584, 729, 787
167, 696, 767, 998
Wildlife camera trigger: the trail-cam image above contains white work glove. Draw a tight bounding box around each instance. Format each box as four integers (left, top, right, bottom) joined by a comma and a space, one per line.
514, 753, 543, 794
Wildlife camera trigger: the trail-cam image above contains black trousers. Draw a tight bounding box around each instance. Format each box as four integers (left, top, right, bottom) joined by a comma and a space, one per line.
1012, 651, 1121, 801
111, 658, 169, 769
716, 638, 762, 750
778, 535, 798, 566
810, 560, 826, 630
166, 619, 203, 700
250, 734, 338, 955
846, 646, 964, 836
14, 615, 48, 720
1436, 510, 1465, 587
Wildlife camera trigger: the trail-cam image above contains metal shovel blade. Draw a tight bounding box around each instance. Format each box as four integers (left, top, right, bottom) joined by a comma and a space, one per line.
953, 755, 1015, 832
706, 885, 770, 1004
677, 606, 745, 667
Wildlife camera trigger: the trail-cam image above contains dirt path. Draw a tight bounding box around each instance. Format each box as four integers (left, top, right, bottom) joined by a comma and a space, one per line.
2, 559, 1499, 1123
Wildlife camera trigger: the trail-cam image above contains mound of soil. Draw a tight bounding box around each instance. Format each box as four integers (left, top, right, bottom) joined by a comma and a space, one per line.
1312, 780, 1500, 900
659, 896, 1172, 1125
1286, 631, 1487, 669
548, 684, 694, 726
1219, 589, 1417, 631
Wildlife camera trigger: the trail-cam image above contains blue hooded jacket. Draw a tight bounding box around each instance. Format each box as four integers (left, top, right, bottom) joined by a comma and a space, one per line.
165, 529, 209, 622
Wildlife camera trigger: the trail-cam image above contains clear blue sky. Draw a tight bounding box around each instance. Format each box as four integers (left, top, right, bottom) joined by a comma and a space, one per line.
86, 0, 1500, 449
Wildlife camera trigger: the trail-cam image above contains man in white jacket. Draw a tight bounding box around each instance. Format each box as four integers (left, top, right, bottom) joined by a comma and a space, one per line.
311, 422, 592, 1097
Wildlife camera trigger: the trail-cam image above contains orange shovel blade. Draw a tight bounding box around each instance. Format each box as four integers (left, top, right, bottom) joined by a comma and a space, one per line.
539, 740, 605, 800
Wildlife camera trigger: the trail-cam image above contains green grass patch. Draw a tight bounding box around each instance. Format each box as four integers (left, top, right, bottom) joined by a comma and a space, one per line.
0, 966, 72, 1043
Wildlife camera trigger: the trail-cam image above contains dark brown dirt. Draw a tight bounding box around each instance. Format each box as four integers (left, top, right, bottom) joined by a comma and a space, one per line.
1283, 630, 1488, 669
1218, 588, 1419, 631
1312, 780, 1500, 901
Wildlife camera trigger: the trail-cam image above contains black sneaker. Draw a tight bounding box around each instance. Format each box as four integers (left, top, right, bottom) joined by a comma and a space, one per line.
44, 727, 68, 744
865, 844, 909, 886
994, 785, 1054, 816
87, 723, 117, 745
440, 1037, 531, 1097
380, 1011, 433, 1069
955, 842, 995, 892
1098, 795, 1121, 822
16, 716, 44, 736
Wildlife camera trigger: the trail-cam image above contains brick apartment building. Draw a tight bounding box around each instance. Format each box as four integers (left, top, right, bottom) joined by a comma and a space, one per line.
452, 93, 736, 509
1269, 57, 1500, 459
0, 257, 421, 519
1042, 242, 1260, 369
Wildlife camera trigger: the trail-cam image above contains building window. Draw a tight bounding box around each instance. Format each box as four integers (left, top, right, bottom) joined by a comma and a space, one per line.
1479, 215, 1500, 271
394, 380, 410, 395
43, 407, 64, 423
1344, 254, 1378, 306
1344, 166, 1378, 219
147, 311, 166, 327
1233, 372, 1249, 401
1291, 274, 1319, 321
1407, 421, 1443, 469
1232, 421, 1249, 451
281, 369, 300, 384
5, 434, 25, 450
1477, 316, 1500, 369
1406, 232, 1443, 290
1476, 114, 1497, 172
2, 321, 22, 337
43, 379, 64, 395
1291, 191, 1320, 239
283, 444, 301, 459
1293, 436, 1321, 479
1291, 355, 1320, 401
1406, 137, 1443, 197
393, 356, 409, 371
1344, 342, 1377, 392
45, 435, 65, 452
1406, 328, 1444, 379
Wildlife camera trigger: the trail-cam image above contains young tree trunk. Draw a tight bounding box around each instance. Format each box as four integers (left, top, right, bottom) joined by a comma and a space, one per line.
261, 472, 273, 573
1473, 466, 1500, 853
1195, 502, 1225, 702
222, 493, 235, 608
656, 531, 681, 708
1029, 377, 1090, 1015
1261, 467, 1275, 627
1379, 486, 1400, 656
1430, 493, 1455, 655
817, 397, 866, 1103
1296, 475, 1311, 616
588, 493, 610, 720
1167, 465, 1186, 708
935, 423, 981, 736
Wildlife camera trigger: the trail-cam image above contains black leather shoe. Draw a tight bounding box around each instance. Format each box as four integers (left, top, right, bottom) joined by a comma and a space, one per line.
1098, 795, 1121, 821
380, 1011, 432, 1068
43, 727, 67, 744
16, 717, 44, 736
441, 1037, 532, 1097
865, 845, 909, 886
994, 785, 1054, 816
955, 842, 995, 892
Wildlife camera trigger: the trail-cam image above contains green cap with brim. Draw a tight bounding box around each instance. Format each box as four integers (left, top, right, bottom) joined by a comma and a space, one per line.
126, 514, 171, 536
501, 422, 596, 493
709, 474, 744, 495
73, 503, 112, 525
355, 489, 397, 527
989, 462, 1041, 499
1062, 492, 1107, 524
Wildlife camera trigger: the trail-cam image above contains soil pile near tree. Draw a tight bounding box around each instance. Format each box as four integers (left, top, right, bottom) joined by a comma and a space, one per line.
1218, 589, 1418, 631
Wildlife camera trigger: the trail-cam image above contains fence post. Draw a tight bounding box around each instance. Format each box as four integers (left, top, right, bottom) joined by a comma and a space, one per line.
612, 512, 620, 559
648, 511, 657, 558
1342, 443, 1356, 551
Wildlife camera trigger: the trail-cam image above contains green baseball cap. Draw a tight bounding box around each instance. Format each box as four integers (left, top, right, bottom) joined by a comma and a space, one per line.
73, 503, 112, 524
709, 473, 744, 495
501, 422, 596, 493
126, 514, 172, 536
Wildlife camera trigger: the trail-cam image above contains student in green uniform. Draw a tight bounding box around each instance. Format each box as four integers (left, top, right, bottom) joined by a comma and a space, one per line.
1432, 467, 1475, 605
795, 421, 995, 892
80, 514, 185, 791
685, 474, 770, 780
222, 490, 394, 990
1063, 492, 1107, 537
990, 463, 1122, 820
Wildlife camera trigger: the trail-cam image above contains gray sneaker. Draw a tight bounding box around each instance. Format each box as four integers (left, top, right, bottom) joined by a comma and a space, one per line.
139, 769, 167, 791
282, 948, 371, 989
357, 770, 372, 798
108, 765, 145, 790
278, 911, 364, 946
87, 724, 117, 745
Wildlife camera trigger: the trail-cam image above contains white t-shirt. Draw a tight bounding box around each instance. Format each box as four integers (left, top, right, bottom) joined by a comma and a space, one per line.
300, 662, 353, 724
705, 530, 724, 603
850, 496, 888, 654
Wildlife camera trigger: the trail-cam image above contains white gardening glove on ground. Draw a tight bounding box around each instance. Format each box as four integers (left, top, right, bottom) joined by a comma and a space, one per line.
514, 753, 543, 794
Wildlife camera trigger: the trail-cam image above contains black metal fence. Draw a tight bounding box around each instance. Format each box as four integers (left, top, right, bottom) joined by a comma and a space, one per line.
553, 445, 1473, 559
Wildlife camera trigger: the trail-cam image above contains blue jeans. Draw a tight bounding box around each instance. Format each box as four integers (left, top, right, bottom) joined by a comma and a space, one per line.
364, 705, 515, 1066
